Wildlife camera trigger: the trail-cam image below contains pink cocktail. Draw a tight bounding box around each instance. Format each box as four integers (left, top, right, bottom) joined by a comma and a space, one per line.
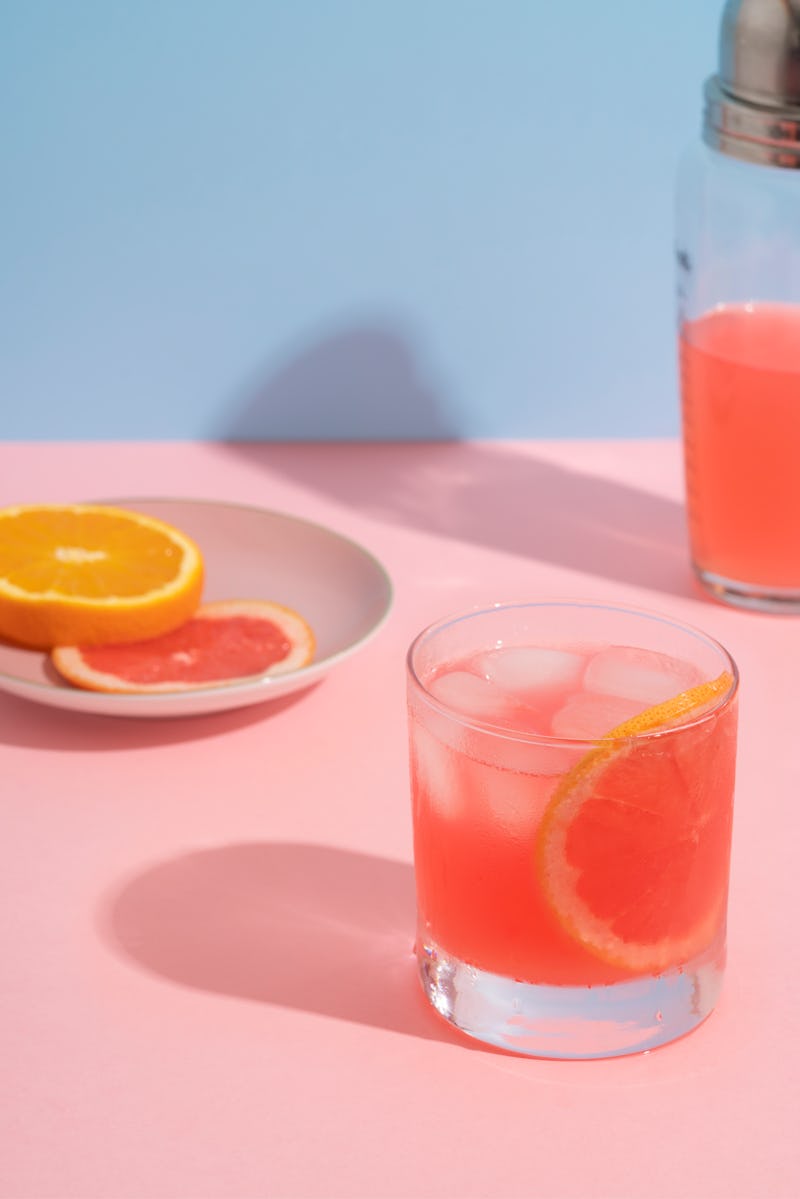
407, 602, 738, 1058
680, 301, 800, 610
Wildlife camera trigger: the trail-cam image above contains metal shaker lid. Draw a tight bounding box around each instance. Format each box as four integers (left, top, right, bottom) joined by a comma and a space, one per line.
704, 0, 800, 166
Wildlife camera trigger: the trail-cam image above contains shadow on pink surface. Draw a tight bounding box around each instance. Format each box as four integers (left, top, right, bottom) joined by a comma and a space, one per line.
0, 686, 318, 750
101, 841, 469, 1046
222, 442, 696, 599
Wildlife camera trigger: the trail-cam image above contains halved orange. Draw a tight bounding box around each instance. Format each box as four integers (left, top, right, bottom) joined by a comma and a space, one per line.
0, 504, 204, 649
51, 599, 315, 693
536, 671, 737, 975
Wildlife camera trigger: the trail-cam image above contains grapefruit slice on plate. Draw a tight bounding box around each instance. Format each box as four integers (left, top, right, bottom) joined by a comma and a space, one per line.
0, 503, 204, 649
51, 599, 315, 694
535, 671, 737, 975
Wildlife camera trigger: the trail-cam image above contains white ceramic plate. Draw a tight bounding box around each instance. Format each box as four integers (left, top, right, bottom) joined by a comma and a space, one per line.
0, 498, 393, 718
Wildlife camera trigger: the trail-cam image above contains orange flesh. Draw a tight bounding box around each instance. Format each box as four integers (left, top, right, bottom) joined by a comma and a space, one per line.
1, 508, 186, 596
0, 504, 204, 648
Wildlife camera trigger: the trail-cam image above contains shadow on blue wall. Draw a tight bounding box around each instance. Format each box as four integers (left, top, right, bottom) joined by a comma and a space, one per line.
221, 322, 458, 441
217, 323, 696, 600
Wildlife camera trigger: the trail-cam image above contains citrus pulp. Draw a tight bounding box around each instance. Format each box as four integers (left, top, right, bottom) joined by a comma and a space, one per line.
0, 504, 204, 649
51, 599, 315, 693
535, 671, 737, 974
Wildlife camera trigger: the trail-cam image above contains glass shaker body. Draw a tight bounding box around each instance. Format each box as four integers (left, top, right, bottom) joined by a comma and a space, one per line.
676, 141, 800, 610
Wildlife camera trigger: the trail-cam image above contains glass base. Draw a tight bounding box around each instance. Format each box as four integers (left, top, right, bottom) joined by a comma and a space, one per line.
695, 565, 800, 614
418, 938, 724, 1059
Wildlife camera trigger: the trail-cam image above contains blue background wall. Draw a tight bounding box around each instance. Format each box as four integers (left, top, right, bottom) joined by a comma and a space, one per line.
1, 2, 720, 440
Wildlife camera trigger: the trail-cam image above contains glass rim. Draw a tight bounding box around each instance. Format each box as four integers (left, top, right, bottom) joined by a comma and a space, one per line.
406, 598, 739, 748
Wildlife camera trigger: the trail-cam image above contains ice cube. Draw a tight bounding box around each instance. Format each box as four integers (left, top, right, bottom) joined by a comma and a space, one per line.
467, 723, 583, 777
468, 756, 560, 833
584, 646, 702, 706
550, 692, 645, 740
475, 646, 585, 695
428, 670, 506, 722
410, 723, 462, 819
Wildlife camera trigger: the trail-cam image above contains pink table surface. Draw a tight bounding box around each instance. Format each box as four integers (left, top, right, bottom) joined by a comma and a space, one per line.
1, 440, 798, 1199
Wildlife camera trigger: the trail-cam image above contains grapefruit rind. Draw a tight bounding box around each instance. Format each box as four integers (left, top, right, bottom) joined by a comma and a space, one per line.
535, 671, 735, 974
0, 504, 204, 649
50, 599, 316, 694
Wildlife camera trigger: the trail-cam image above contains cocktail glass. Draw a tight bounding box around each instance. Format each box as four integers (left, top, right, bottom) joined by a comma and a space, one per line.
407, 601, 738, 1059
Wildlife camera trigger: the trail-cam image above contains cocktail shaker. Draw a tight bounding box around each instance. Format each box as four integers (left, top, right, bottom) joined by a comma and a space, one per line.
677, 0, 800, 611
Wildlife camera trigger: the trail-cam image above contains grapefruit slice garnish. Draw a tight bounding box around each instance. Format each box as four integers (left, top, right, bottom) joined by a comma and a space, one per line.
535, 671, 737, 975
0, 503, 204, 649
50, 599, 315, 693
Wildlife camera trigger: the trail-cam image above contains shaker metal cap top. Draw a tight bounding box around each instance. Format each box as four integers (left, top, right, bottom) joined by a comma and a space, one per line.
704, 0, 800, 167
